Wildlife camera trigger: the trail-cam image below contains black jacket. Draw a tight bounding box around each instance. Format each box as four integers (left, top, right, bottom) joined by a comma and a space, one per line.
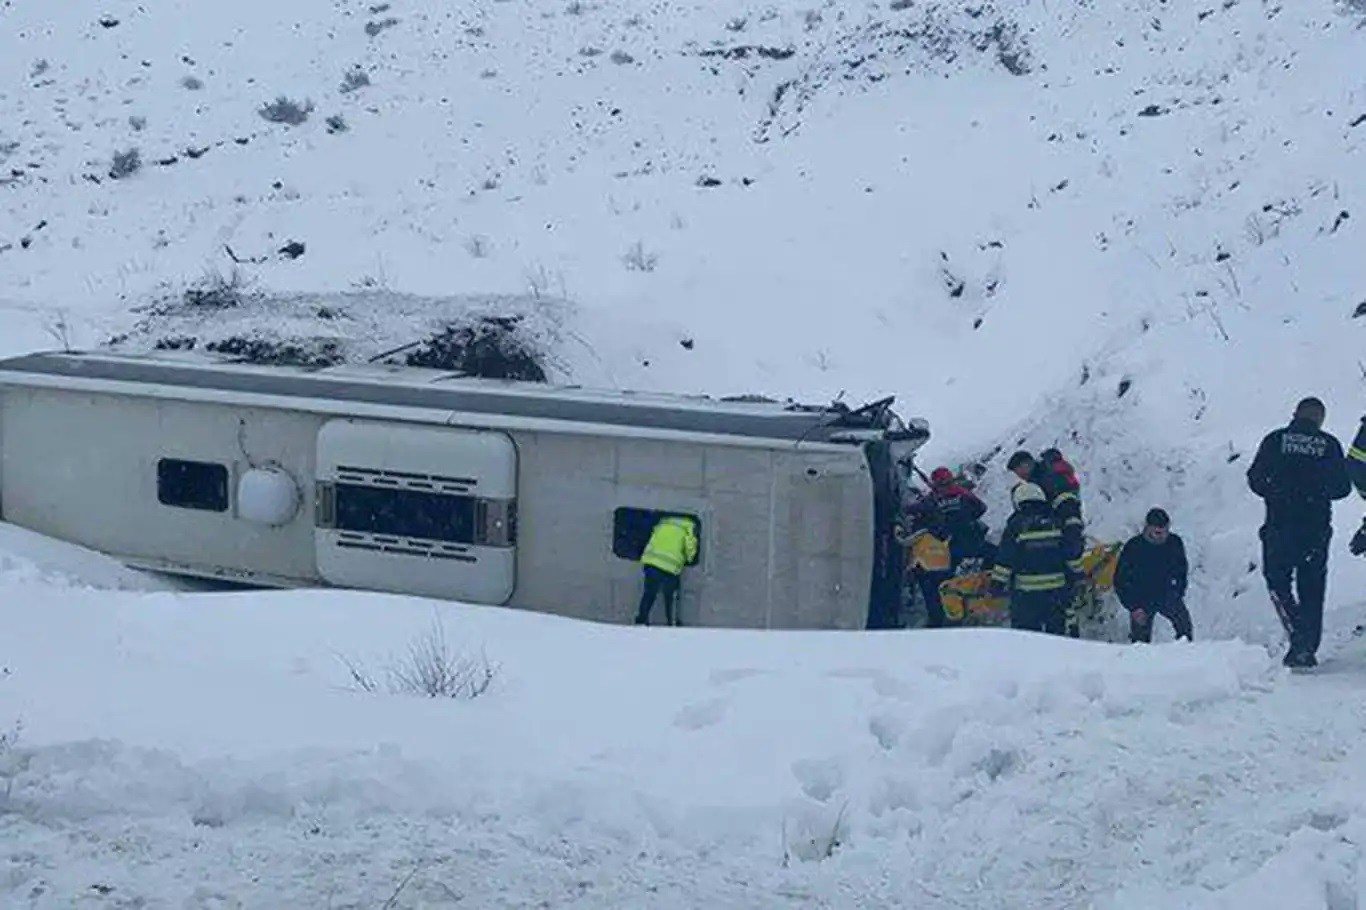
1246, 418, 1352, 528
1349, 417, 1366, 498
990, 501, 1071, 593
908, 484, 988, 558
1114, 533, 1188, 611
1033, 463, 1085, 567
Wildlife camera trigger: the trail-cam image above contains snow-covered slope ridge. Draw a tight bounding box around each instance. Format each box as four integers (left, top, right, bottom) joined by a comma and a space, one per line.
1, 0, 1364, 638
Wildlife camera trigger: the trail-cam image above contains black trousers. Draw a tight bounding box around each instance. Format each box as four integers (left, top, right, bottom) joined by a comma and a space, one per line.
1260, 524, 1330, 657
1010, 589, 1068, 635
1129, 599, 1194, 643
636, 565, 680, 625
916, 569, 953, 628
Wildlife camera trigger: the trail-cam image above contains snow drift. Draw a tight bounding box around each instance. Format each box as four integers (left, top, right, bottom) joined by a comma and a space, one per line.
4, 590, 1366, 907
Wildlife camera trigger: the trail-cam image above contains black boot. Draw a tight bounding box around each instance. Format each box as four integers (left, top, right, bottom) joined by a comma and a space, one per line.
1284, 650, 1317, 669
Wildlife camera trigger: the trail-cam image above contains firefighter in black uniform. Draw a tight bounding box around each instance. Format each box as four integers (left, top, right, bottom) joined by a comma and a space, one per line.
1037, 448, 1089, 636
1246, 397, 1353, 668
1349, 415, 1366, 556
1007, 449, 1085, 571
990, 482, 1073, 635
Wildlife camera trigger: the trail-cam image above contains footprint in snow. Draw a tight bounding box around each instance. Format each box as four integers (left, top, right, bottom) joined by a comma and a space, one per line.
825, 667, 914, 700
709, 667, 766, 686
673, 698, 728, 730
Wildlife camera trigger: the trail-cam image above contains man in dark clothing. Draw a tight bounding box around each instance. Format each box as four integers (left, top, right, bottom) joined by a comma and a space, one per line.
1008, 450, 1084, 558
1038, 449, 1085, 554
990, 482, 1073, 635
1037, 448, 1089, 636
1247, 397, 1353, 668
1006, 450, 1039, 487
1115, 508, 1193, 643
1349, 416, 1366, 556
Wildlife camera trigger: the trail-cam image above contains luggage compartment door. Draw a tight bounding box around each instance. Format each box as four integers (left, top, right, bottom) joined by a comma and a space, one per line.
314, 420, 517, 604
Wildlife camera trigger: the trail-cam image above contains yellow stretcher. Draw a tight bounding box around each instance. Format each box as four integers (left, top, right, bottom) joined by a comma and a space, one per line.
938, 540, 1122, 626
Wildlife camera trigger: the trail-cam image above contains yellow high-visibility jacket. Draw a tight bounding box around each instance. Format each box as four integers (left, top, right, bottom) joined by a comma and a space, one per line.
641, 517, 698, 576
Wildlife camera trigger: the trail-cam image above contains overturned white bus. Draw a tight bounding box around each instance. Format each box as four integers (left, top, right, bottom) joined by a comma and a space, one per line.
0, 349, 928, 629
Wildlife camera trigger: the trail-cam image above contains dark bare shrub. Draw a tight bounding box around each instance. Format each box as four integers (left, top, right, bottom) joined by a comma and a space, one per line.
259, 96, 314, 126
365, 16, 399, 36
183, 269, 250, 309
340, 619, 498, 700
403, 316, 548, 382
622, 240, 659, 272
110, 148, 142, 179
340, 66, 370, 93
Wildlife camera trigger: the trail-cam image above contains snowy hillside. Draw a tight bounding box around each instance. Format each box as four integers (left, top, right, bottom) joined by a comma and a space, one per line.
3, 0, 1364, 639
4, 0, 1366, 905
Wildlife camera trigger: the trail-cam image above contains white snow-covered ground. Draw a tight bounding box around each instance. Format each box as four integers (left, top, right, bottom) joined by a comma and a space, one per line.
4, 571, 1366, 909
3, 0, 1366, 905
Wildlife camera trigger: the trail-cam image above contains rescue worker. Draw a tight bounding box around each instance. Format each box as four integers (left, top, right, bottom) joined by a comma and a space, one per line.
1246, 397, 1353, 668
634, 514, 698, 626
1006, 450, 1038, 488
1349, 415, 1366, 556
989, 482, 1072, 635
1114, 508, 1193, 643
1038, 448, 1089, 636
909, 466, 990, 570
895, 513, 953, 628
1038, 449, 1085, 548
1007, 450, 1083, 545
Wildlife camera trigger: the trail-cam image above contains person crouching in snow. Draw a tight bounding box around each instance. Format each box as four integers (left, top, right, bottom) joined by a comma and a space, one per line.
634, 515, 698, 626
989, 482, 1072, 635
1114, 508, 1193, 643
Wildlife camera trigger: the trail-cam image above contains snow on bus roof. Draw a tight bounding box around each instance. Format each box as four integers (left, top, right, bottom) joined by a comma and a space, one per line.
0, 350, 920, 446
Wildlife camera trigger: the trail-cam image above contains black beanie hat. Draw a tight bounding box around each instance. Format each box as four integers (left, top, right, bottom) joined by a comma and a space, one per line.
1295, 397, 1325, 418
1145, 507, 1171, 528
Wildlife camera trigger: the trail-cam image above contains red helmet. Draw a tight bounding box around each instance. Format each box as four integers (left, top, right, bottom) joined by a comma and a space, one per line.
930, 467, 954, 487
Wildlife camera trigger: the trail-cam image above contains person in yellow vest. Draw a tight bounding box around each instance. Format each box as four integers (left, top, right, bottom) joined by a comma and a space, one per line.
895, 486, 955, 628
634, 515, 699, 626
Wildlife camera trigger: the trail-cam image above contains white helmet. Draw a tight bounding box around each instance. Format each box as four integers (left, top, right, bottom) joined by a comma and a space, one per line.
1012, 482, 1047, 507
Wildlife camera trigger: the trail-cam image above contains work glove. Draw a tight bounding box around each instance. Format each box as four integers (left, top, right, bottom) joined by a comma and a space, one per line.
1350, 519, 1366, 557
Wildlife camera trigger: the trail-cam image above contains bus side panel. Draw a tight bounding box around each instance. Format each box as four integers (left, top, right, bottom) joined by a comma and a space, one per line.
506, 431, 786, 627
771, 449, 875, 630
0, 388, 323, 583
